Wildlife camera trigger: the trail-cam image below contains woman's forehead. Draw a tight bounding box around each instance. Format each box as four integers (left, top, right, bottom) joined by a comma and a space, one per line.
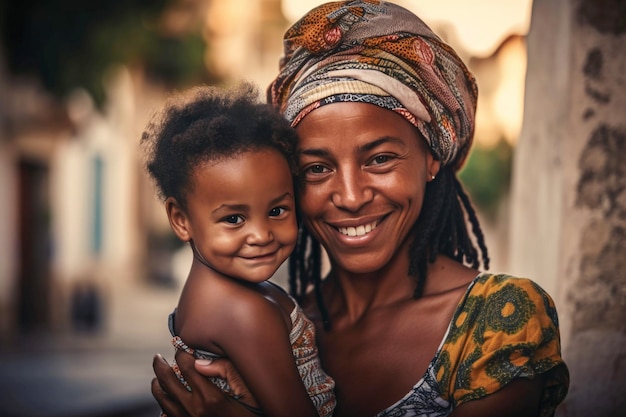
294, 102, 426, 156
296, 102, 418, 138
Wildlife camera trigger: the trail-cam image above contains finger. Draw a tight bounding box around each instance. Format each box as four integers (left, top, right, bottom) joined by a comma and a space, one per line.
194, 357, 226, 379
153, 354, 194, 404
193, 356, 259, 410
201, 359, 244, 396
221, 362, 259, 409
151, 377, 190, 417
174, 352, 260, 416
176, 351, 240, 404
174, 351, 221, 396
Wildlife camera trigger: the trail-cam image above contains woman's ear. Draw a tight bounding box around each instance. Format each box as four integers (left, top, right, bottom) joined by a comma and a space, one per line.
166, 197, 191, 242
428, 157, 441, 182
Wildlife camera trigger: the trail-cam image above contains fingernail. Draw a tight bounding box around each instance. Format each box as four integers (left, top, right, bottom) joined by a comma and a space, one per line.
196, 359, 213, 366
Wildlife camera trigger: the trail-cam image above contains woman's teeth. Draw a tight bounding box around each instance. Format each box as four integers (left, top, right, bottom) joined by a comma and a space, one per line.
338, 221, 378, 237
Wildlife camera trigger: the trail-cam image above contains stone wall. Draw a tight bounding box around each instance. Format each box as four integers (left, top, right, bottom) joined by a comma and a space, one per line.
509, 0, 626, 415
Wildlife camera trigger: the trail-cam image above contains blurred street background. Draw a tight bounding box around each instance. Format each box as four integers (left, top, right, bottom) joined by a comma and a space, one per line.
0, 282, 170, 417
0, 1, 624, 416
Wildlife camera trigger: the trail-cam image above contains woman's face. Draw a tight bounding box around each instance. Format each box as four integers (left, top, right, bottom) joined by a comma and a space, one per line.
295, 102, 440, 274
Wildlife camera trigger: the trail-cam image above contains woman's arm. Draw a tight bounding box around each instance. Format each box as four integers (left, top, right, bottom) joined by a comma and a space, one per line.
450, 375, 545, 417
445, 276, 568, 416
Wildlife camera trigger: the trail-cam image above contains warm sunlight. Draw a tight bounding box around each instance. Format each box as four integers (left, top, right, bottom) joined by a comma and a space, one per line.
282, 0, 533, 147
282, 0, 532, 57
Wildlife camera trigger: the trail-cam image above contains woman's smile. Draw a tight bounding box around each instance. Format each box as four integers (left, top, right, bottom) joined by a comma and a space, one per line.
336, 219, 379, 237
295, 101, 439, 273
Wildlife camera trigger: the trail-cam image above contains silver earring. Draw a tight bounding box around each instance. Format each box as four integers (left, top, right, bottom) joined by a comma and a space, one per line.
431, 175, 436, 180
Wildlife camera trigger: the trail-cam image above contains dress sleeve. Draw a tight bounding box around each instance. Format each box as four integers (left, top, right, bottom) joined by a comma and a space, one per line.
435, 274, 569, 417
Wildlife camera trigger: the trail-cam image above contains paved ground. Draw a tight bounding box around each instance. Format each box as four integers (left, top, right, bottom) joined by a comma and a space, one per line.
0, 336, 161, 417
0, 280, 179, 417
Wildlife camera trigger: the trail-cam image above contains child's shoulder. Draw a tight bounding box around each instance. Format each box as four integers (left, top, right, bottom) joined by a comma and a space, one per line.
257, 281, 295, 306
175, 279, 294, 352
243, 281, 296, 326
181, 279, 294, 330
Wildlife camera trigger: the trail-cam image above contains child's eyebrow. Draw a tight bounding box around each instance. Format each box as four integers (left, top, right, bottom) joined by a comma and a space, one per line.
211, 193, 293, 214
212, 203, 249, 214
269, 192, 294, 205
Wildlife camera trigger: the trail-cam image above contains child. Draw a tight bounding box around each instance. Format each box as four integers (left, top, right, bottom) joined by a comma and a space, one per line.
141, 83, 336, 417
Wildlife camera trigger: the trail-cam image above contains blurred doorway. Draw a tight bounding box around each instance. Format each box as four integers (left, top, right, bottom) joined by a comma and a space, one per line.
18, 159, 51, 332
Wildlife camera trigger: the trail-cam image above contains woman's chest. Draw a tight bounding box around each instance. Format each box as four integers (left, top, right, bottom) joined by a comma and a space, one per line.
318, 313, 449, 416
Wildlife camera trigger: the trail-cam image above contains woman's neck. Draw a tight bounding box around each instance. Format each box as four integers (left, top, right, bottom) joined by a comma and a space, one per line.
324, 254, 480, 326
326, 252, 415, 324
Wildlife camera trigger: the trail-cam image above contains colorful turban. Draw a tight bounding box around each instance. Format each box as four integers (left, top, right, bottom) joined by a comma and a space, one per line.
267, 0, 478, 169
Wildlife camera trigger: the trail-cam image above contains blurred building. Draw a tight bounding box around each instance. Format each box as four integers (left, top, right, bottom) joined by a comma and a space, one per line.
0, 59, 76, 336
0, 0, 525, 343
0, 0, 288, 342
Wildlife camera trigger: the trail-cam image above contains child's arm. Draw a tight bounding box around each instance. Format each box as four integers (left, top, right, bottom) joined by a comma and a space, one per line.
185, 290, 321, 417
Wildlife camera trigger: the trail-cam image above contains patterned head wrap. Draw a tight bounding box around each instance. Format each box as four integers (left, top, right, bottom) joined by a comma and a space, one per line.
267, 0, 478, 169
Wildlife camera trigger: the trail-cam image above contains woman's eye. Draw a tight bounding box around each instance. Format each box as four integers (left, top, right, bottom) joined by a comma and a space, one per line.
223, 215, 244, 224
269, 207, 286, 217
305, 164, 329, 175
372, 154, 391, 165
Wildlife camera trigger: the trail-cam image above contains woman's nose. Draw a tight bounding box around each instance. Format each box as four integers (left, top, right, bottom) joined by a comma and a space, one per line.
331, 169, 373, 212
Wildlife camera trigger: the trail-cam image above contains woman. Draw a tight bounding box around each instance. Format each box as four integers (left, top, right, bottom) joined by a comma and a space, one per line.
152, 1, 569, 416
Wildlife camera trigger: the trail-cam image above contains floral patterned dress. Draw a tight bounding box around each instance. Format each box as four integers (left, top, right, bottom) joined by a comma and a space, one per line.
376, 273, 569, 417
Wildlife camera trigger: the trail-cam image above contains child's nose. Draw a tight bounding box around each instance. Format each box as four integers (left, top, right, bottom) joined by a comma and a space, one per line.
246, 221, 274, 245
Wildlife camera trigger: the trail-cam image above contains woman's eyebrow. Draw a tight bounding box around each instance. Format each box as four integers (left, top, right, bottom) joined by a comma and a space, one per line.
299, 136, 405, 157
359, 136, 406, 153
298, 147, 332, 157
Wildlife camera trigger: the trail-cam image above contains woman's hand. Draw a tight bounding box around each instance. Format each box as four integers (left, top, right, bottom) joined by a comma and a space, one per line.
151, 351, 258, 417
192, 356, 258, 411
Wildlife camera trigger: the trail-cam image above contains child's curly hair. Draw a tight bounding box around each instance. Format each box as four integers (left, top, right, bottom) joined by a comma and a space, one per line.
141, 82, 298, 210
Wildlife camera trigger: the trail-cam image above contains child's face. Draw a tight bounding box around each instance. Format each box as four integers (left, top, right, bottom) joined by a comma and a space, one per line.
182, 149, 297, 283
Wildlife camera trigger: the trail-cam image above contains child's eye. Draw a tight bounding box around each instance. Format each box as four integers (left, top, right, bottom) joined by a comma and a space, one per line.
269, 207, 286, 217
223, 215, 244, 224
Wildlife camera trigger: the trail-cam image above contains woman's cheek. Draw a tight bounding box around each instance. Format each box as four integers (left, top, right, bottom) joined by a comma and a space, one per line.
299, 183, 326, 217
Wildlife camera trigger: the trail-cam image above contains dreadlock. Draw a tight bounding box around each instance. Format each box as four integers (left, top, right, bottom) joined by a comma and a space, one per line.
288, 166, 489, 330
408, 167, 490, 298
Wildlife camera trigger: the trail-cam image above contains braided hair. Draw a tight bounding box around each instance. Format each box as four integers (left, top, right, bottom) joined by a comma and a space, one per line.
288, 165, 490, 329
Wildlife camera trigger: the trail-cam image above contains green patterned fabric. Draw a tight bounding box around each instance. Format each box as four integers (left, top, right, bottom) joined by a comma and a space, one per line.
435, 274, 569, 416
376, 274, 569, 416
